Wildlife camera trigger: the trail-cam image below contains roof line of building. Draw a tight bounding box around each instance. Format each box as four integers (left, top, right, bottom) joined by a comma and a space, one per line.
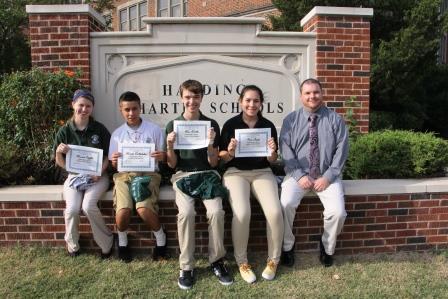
226, 5, 277, 17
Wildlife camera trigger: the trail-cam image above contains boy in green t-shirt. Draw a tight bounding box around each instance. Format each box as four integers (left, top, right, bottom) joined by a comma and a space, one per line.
166, 80, 232, 290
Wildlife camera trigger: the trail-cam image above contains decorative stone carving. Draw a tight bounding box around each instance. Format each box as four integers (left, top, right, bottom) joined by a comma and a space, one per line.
90, 18, 316, 131
106, 54, 126, 74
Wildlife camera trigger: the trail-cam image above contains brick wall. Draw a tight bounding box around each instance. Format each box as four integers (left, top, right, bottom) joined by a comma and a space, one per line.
302, 9, 372, 133
340, 193, 448, 253
1, 191, 447, 254
187, 0, 274, 17
27, 6, 106, 87
110, 0, 275, 31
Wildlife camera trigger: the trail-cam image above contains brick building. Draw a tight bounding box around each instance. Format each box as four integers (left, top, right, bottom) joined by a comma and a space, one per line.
112, 0, 277, 31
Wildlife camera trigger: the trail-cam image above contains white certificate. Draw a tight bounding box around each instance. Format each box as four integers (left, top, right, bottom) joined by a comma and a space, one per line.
235, 128, 271, 157
66, 145, 103, 176
173, 120, 210, 149
118, 143, 155, 172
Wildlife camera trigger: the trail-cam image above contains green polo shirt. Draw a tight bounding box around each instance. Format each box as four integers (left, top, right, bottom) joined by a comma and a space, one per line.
52, 118, 111, 159
165, 112, 220, 172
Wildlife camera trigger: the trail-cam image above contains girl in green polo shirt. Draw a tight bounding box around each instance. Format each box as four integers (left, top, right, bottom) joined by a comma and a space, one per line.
53, 89, 113, 258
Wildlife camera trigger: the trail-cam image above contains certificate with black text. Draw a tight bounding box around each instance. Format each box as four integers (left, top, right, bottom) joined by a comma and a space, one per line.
66, 145, 103, 176
173, 120, 210, 149
118, 143, 155, 172
235, 128, 271, 157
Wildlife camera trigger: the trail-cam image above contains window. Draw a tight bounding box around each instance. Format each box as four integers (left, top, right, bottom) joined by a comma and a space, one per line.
120, 9, 128, 31
157, 0, 188, 17
440, 33, 447, 64
119, 1, 148, 31
443, 0, 448, 11
439, 0, 448, 63
139, 2, 148, 30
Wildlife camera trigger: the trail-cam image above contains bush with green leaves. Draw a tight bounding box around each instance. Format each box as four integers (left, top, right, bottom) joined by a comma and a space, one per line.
0, 141, 24, 186
0, 68, 83, 184
345, 130, 448, 179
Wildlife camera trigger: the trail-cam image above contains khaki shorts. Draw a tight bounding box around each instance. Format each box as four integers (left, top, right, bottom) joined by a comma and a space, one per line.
113, 172, 161, 213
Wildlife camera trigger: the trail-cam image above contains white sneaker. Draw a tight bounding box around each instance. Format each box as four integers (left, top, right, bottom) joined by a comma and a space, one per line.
261, 260, 278, 280
239, 263, 256, 283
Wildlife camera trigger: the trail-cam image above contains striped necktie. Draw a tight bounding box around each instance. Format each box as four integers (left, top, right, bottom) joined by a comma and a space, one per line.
309, 113, 320, 179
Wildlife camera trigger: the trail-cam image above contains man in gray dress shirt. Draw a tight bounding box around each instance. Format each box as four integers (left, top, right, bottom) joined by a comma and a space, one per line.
279, 78, 349, 267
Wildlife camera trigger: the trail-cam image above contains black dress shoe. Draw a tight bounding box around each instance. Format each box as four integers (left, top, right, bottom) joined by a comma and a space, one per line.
319, 238, 333, 267
68, 250, 80, 258
118, 245, 132, 263
153, 243, 168, 261
281, 248, 295, 267
101, 245, 114, 260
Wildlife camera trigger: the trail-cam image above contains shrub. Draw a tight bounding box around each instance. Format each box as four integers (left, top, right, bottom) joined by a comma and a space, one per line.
345, 130, 448, 179
0, 141, 24, 186
0, 68, 83, 184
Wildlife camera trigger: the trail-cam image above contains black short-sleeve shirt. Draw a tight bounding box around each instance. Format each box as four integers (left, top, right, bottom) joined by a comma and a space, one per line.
165, 111, 220, 172
220, 113, 278, 170
52, 118, 111, 159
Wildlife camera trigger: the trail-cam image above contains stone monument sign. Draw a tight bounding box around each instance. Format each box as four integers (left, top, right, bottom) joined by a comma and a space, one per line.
90, 18, 316, 131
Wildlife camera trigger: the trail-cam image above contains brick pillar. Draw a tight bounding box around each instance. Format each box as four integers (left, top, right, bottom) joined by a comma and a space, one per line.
301, 7, 373, 133
26, 5, 106, 87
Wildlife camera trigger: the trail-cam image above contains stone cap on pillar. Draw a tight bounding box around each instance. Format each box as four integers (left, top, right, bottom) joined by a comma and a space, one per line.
300, 6, 374, 27
26, 4, 106, 26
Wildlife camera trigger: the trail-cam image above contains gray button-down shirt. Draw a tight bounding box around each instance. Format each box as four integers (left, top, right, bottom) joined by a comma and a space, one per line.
280, 105, 349, 183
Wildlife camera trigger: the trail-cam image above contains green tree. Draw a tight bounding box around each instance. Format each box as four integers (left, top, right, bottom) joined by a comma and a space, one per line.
270, 0, 448, 136
0, 0, 114, 75
270, 0, 416, 37
371, 0, 448, 134
0, 0, 31, 74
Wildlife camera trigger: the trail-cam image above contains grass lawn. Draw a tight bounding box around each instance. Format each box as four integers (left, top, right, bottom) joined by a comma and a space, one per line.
0, 246, 447, 298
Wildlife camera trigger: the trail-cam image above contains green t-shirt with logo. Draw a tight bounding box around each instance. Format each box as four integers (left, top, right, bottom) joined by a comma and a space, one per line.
52, 118, 111, 159
165, 112, 220, 172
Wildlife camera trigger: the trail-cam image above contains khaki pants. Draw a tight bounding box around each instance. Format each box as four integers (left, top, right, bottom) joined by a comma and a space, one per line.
223, 167, 284, 265
63, 174, 113, 254
172, 171, 226, 271
112, 172, 161, 213
281, 176, 346, 255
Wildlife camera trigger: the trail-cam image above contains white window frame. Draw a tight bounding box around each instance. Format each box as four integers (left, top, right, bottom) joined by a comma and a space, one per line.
118, 0, 148, 31
157, 0, 188, 17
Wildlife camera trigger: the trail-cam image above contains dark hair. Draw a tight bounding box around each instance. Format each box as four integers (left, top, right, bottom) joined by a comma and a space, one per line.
179, 79, 204, 97
238, 85, 264, 103
238, 84, 264, 118
119, 91, 141, 104
300, 78, 323, 93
